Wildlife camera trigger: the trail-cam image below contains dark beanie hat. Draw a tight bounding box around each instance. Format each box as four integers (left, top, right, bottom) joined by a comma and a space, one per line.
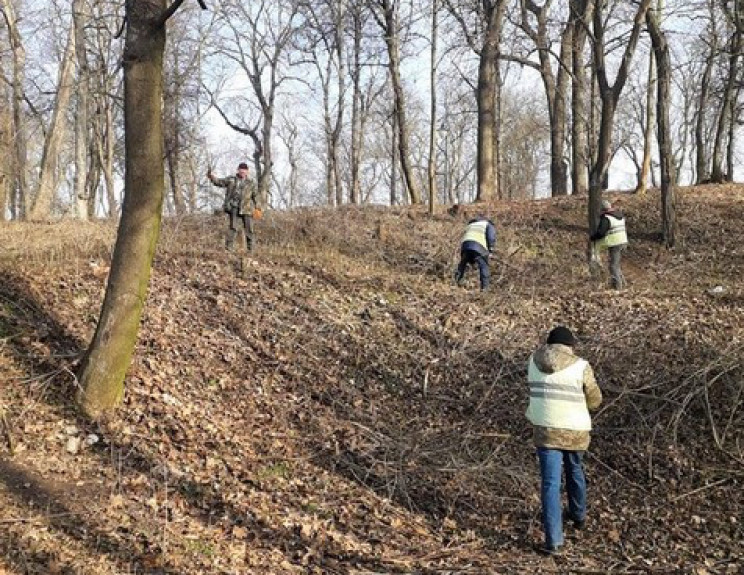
238, 162, 249, 170
547, 326, 577, 346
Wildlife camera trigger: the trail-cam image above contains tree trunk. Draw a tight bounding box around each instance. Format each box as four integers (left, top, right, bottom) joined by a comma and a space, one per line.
320, 55, 335, 206
588, 0, 651, 230
647, 0, 676, 247
77, 0, 171, 419
332, 1, 346, 207
73, 0, 90, 220
428, 0, 438, 215
570, 0, 592, 196
0, 84, 10, 220
349, 7, 362, 204
694, 33, 715, 183
29, 26, 76, 220
378, 0, 421, 204
725, 84, 740, 182
475, 1, 503, 203
710, 27, 741, 183
2, 0, 28, 219
636, 47, 655, 194
390, 106, 398, 206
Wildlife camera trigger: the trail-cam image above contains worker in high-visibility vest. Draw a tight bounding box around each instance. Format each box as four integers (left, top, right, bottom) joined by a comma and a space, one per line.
454, 216, 496, 291
526, 326, 603, 556
590, 199, 628, 289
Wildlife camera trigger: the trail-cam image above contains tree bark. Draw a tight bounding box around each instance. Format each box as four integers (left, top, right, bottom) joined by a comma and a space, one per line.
694, 36, 715, 183
475, 1, 504, 203
588, 0, 651, 230
349, 5, 362, 204
725, 84, 740, 181
647, 0, 676, 247
2, 0, 28, 219
570, 0, 592, 196
428, 0, 438, 215
520, 0, 571, 197
332, 1, 346, 207
0, 84, 10, 220
710, 20, 741, 183
29, 25, 76, 220
636, 46, 655, 194
77, 0, 173, 419
376, 0, 421, 204
73, 0, 90, 220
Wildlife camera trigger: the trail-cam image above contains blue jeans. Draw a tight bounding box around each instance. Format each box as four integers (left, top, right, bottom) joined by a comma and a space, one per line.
537, 448, 586, 548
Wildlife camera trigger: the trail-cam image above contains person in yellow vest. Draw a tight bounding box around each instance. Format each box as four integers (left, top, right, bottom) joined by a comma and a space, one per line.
454, 216, 496, 290
590, 199, 628, 289
526, 326, 603, 555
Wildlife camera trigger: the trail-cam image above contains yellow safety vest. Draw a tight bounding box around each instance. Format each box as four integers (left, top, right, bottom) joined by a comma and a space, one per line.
597, 214, 628, 249
461, 220, 489, 250
525, 358, 592, 431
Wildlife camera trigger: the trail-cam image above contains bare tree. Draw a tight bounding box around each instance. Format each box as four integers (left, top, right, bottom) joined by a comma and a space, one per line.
588, 0, 652, 229
301, 0, 348, 207
570, 0, 593, 196
88, 0, 124, 218
1, 0, 28, 218
73, 0, 90, 219
647, 0, 676, 246
509, 0, 573, 197
445, 0, 506, 203
0, 77, 10, 220
77, 0, 200, 419
635, 39, 655, 194
428, 0, 439, 214
710, 0, 742, 183
371, 0, 421, 204
28, 18, 76, 220
211, 0, 300, 208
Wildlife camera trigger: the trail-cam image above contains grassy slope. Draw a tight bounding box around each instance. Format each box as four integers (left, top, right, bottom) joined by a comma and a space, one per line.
0, 184, 742, 574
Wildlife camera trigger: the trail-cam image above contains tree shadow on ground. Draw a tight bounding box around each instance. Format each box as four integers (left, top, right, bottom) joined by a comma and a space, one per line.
0, 271, 427, 574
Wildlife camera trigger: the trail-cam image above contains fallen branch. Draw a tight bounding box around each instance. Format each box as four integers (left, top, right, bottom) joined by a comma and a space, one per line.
670, 478, 729, 502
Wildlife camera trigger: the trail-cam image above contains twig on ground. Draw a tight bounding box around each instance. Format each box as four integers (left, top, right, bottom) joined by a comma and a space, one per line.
670, 478, 729, 502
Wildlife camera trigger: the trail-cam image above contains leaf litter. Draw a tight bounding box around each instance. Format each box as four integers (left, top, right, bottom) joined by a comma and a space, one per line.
0, 184, 742, 574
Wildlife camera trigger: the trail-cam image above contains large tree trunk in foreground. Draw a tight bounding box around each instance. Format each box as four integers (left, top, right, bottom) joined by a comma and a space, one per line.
77, 0, 172, 419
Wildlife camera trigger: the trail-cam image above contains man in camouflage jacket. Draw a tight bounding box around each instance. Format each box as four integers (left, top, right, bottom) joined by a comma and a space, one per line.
525, 326, 603, 555
208, 162, 259, 252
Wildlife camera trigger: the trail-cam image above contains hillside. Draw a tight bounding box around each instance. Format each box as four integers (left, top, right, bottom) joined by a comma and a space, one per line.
1, 185, 742, 574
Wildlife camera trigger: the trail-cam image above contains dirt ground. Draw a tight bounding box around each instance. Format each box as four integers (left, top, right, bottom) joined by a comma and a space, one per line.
1, 185, 742, 574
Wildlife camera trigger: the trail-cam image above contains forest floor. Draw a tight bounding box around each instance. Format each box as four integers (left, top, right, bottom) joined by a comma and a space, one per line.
0, 184, 743, 575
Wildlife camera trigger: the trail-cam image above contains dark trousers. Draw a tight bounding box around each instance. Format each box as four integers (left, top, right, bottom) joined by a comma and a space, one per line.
455, 248, 490, 290
608, 245, 625, 289
226, 208, 254, 251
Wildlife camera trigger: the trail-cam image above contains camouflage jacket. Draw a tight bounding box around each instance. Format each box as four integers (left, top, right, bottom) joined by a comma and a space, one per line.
212, 175, 258, 216
527, 344, 603, 451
